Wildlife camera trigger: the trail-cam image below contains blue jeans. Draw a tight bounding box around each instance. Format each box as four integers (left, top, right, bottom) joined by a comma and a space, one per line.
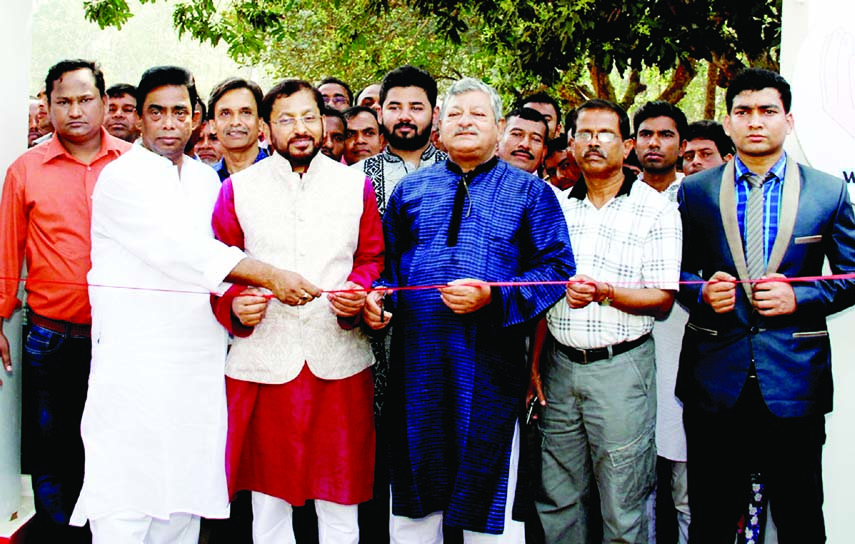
22, 318, 91, 542
536, 334, 657, 544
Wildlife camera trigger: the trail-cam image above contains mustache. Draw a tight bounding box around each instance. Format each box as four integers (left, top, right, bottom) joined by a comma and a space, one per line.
453, 127, 480, 136
583, 148, 607, 160
394, 121, 418, 132
512, 149, 534, 160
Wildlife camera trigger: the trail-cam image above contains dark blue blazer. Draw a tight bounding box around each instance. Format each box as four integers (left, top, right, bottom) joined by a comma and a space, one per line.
676, 157, 855, 418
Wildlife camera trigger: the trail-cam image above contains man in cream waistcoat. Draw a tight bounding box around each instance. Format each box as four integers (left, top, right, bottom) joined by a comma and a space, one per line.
211, 79, 384, 544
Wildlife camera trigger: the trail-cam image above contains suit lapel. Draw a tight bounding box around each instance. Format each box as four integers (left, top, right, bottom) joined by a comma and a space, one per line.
719, 162, 753, 299
766, 156, 800, 275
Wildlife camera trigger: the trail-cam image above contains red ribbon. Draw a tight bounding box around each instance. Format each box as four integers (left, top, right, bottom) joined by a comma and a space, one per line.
5, 273, 854, 298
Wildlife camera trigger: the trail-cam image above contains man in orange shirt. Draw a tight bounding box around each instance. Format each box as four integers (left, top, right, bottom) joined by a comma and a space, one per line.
0, 59, 131, 543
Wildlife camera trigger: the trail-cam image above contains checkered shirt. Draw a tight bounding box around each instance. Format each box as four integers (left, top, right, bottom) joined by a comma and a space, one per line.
547, 178, 682, 349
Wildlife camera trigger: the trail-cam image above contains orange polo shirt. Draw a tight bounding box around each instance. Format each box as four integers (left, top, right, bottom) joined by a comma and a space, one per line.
0, 130, 131, 324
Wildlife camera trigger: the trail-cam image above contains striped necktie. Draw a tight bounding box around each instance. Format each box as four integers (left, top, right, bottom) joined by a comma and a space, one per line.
745, 174, 766, 280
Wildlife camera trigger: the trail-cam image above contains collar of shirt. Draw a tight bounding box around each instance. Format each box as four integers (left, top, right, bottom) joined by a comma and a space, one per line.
382, 143, 441, 165
568, 166, 636, 201
734, 152, 787, 185
446, 155, 499, 180
41, 127, 126, 165
215, 147, 269, 181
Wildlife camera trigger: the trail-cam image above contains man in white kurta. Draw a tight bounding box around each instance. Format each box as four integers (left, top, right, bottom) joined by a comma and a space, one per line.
70, 66, 316, 544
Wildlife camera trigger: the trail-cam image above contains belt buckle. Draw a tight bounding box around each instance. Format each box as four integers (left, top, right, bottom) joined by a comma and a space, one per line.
582, 349, 589, 364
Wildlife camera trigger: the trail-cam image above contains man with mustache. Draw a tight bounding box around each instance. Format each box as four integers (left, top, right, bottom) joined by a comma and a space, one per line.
353, 63, 447, 544
364, 77, 575, 543
193, 120, 224, 166
211, 79, 384, 543
103, 83, 140, 143
321, 106, 347, 162
343, 106, 385, 165
530, 99, 682, 543
498, 107, 548, 174
208, 77, 268, 181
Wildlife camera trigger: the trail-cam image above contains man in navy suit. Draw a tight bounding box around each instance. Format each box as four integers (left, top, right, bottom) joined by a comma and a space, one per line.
677, 68, 855, 543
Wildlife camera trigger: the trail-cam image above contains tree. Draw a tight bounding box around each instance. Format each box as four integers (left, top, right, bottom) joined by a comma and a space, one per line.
83, 0, 523, 93
381, 0, 782, 112
83, 0, 781, 117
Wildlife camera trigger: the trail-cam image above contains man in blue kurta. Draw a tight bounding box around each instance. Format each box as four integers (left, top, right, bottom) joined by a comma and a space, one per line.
364, 78, 575, 543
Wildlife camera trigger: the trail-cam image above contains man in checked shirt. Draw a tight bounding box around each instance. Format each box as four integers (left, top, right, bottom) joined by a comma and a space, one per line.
530, 98, 682, 543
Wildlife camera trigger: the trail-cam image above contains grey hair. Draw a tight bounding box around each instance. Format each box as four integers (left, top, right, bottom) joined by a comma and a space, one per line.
439, 77, 503, 124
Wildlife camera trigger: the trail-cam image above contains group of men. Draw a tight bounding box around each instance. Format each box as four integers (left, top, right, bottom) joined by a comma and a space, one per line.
2, 58, 853, 544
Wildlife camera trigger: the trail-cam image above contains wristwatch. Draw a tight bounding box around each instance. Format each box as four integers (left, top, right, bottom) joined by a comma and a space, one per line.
598, 283, 615, 306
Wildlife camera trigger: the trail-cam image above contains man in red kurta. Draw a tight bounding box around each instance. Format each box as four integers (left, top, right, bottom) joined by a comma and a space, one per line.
211, 79, 383, 544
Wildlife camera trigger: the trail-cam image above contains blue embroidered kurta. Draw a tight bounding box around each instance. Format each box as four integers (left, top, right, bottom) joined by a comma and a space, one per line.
380, 158, 575, 534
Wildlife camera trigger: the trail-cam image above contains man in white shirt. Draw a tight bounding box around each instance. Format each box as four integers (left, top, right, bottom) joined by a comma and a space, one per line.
633, 100, 691, 544
70, 65, 315, 544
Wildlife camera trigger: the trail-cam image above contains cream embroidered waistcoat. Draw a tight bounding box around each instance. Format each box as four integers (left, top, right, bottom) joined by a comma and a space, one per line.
225, 152, 374, 384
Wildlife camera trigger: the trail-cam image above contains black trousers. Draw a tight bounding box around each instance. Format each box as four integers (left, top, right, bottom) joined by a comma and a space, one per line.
684, 378, 826, 544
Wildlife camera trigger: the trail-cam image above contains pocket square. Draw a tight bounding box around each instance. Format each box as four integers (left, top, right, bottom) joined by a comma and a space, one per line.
794, 235, 822, 244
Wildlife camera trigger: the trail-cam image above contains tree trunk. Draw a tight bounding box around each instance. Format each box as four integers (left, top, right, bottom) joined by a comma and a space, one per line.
704, 62, 718, 119
589, 58, 616, 102
618, 68, 647, 111
658, 57, 697, 104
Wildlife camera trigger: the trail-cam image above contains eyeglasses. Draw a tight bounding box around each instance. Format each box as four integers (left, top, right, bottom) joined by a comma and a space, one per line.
574, 131, 619, 144
271, 114, 320, 128
323, 96, 349, 106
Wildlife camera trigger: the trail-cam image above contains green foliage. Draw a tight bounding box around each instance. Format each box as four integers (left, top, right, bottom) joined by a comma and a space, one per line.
385, 0, 781, 83
81, 0, 780, 118
83, 0, 156, 30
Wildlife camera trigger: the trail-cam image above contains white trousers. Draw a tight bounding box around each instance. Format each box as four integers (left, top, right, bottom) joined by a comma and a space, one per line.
251, 491, 359, 544
90, 511, 200, 544
390, 422, 525, 544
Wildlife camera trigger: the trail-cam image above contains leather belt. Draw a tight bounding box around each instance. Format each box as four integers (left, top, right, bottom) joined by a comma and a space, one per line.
28, 312, 91, 338
556, 334, 650, 364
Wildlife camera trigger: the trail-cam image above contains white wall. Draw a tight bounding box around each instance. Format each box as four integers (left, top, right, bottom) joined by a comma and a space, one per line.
0, 0, 32, 520
782, 0, 855, 537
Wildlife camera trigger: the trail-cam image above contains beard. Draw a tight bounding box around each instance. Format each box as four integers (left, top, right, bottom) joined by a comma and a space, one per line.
271, 131, 322, 168
382, 120, 431, 151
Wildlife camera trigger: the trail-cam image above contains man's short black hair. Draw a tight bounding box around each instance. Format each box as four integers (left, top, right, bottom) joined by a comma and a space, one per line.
317, 77, 353, 105
135, 66, 199, 116
519, 91, 562, 123
632, 100, 688, 140
504, 107, 549, 138
564, 108, 577, 136
545, 133, 569, 158
323, 105, 346, 124
207, 77, 264, 120
684, 120, 735, 157
260, 79, 324, 124
725, 68, 792, 114
195, 95, 207, 122
45, 59, 105, 104
379, 65, 438, 109
106, 83, 136, 99
342, 105, 379, 124
574, 99, 631, 140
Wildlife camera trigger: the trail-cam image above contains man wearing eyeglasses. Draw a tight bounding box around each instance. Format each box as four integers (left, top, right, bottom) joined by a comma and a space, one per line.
317, 76, 353, 112
210, 79, 384, 544
208, 77, 268, 181
530, 99, 682, 543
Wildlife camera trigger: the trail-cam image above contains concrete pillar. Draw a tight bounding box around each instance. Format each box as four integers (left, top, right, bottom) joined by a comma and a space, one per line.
0, 0, 33, 522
